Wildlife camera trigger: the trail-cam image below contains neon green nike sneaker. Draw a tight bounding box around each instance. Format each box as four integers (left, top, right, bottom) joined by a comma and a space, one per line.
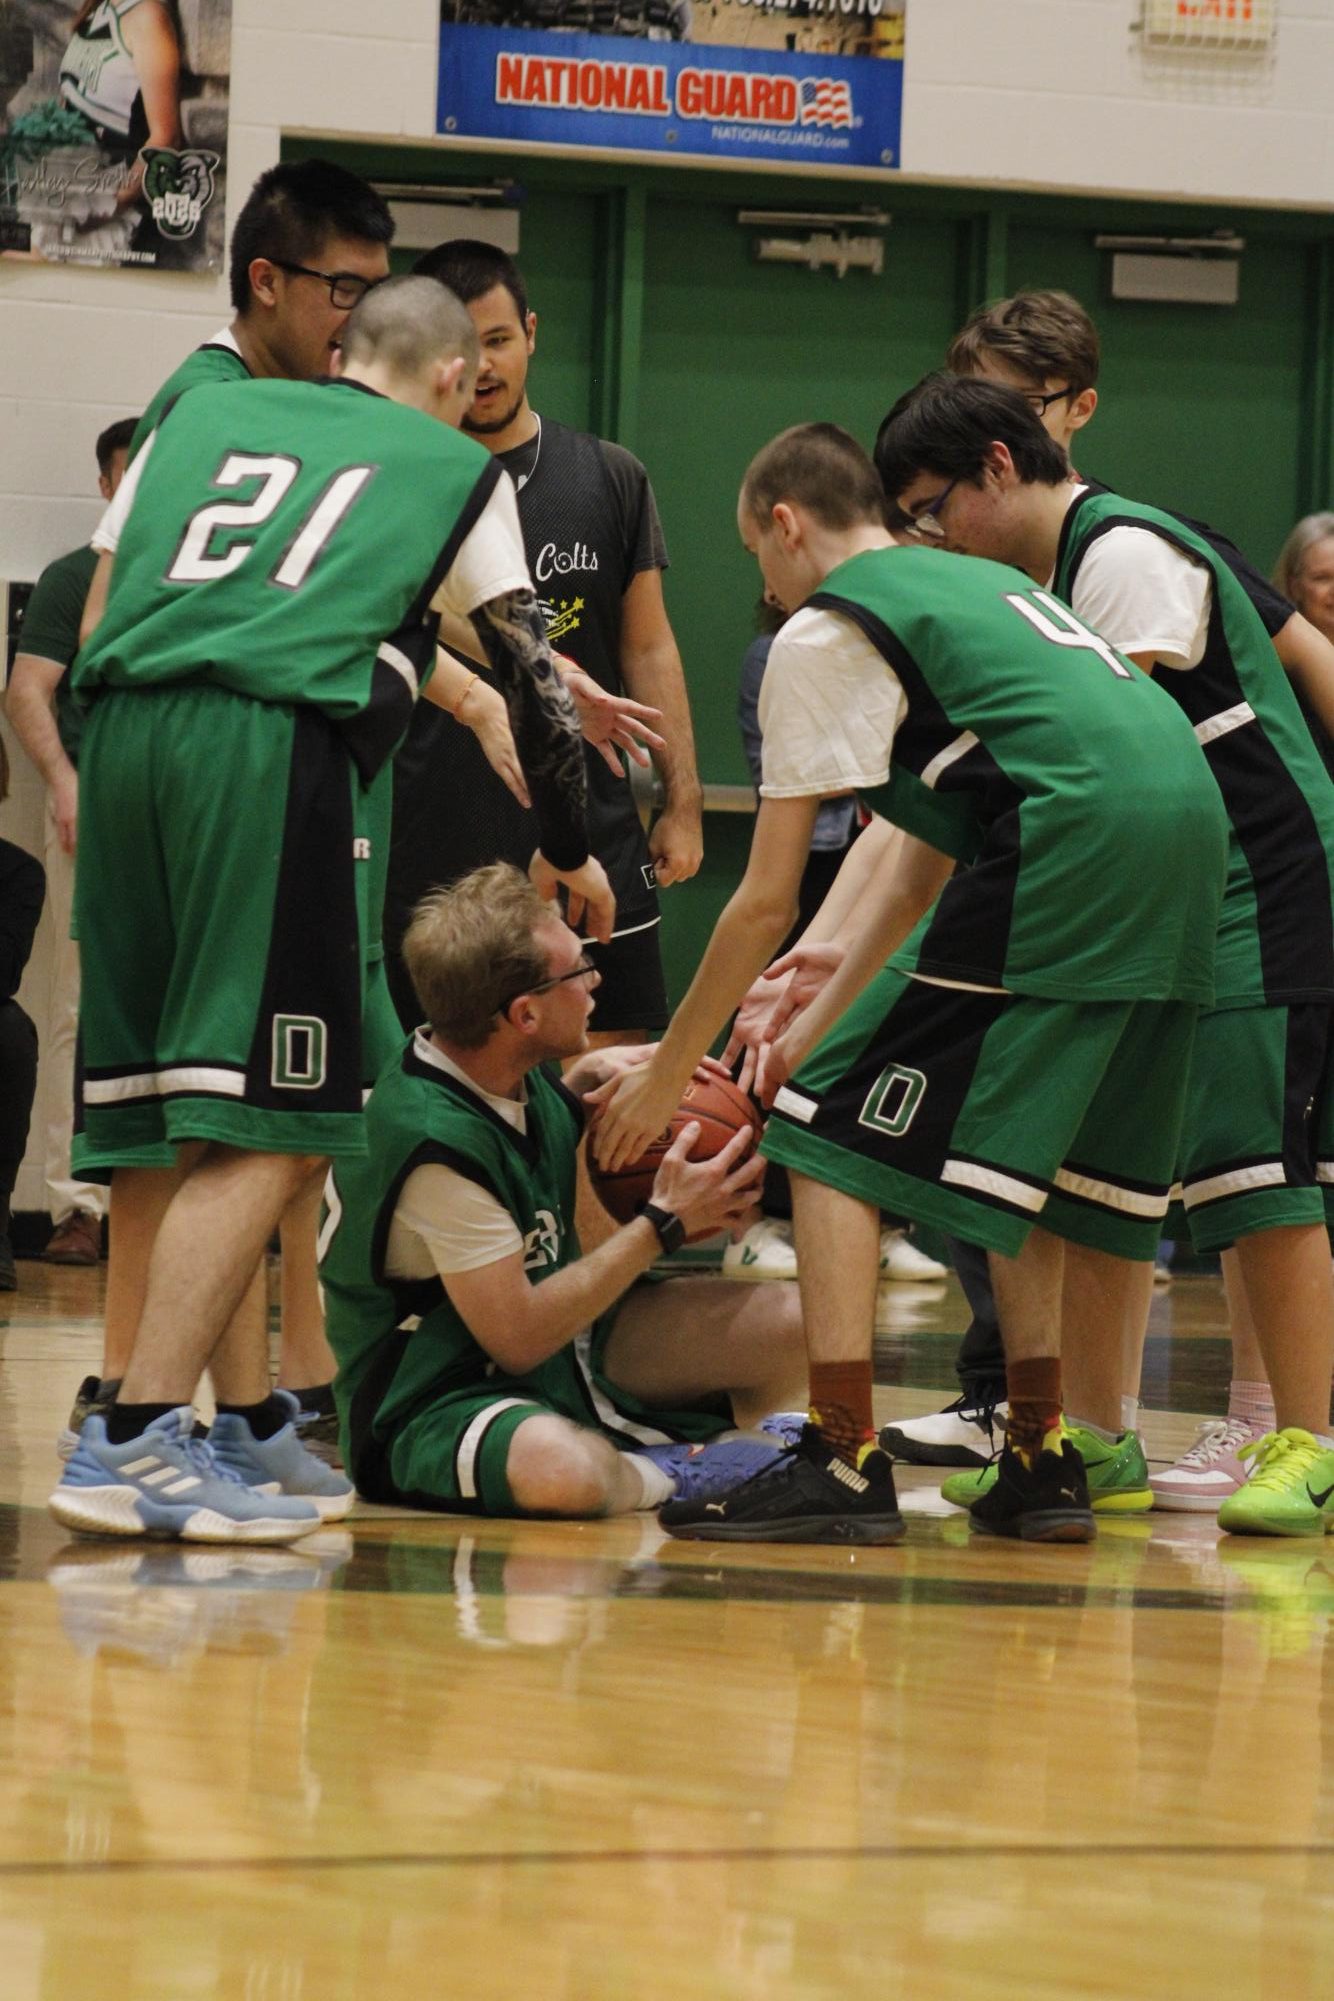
1216, 1428, 1334, 1538
940, 1421, 1153, 1515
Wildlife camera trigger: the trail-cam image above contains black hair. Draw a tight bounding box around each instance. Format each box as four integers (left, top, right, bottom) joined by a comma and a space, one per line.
412, 238, 528, 324
95, 416, 138, 472
228, 159, 394, 313
874, 372, 1071, 501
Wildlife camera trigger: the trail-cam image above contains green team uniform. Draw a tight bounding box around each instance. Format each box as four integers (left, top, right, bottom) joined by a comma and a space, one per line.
762, 546, 1228, 1259
321, 1035, 731, 1514
1056, 490, 1334, 1249
20, 543, 97, 765
128, 332, 250, 461
73, 376, 504, 1166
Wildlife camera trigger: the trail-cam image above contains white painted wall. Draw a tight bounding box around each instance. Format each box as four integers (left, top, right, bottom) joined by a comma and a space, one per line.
2, 0, 1329, 1215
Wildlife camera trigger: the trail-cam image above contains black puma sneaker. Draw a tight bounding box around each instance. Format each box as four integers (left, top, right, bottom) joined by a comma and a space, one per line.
660, 1424, 905, 1545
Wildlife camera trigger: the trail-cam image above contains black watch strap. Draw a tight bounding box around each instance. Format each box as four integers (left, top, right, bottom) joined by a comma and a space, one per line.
642, 1202, 686, 1255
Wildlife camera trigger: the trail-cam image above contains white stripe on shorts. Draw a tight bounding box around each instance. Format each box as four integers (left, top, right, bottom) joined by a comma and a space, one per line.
1052, 1168, 1168, 1220
772, 1086, 818, 1125
157, 1066, 247, 1098
1318, 1162, 1334, 1186
921, 730, 979, 790
1193, 702, 1255, 747
455, 1397, 539, 1500
1182, 1160, 1288, 1208
573, 1332, 674, 1447
941, 1159, 1048, 1214
83, 1071, 160, 1105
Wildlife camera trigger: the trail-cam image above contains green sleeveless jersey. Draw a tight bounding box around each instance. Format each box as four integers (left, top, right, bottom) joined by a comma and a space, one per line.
813, 546, 1227, 1003
1056, 489, 1334, 1008
128, 335, 250, 461
321, 1034, 597, 1500
77, 378, 502, 780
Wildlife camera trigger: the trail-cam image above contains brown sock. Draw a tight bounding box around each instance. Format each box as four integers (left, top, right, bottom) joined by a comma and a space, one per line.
808, 1360, 876, 1466
1005, 1356, 1063, 1465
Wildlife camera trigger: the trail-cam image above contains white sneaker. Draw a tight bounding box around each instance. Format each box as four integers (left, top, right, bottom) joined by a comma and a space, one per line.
721, 1217, 797, 1282
878, 1229, 948, 1283
879, 1394, 1007, 1467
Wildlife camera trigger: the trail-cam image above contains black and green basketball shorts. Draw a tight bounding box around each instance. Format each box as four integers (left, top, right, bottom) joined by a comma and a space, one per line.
75, 685, 368, 1167
376, 1302, 732, 1517
762, 967, 1198, 1261
1174, 999, 1334, 1251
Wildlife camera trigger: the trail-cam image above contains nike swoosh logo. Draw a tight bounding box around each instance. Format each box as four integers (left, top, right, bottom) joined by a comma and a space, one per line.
1307, 1483, 1334, 1508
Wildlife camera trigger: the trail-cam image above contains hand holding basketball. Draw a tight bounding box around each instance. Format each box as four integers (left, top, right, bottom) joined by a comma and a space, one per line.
587, 1066, 765, 1239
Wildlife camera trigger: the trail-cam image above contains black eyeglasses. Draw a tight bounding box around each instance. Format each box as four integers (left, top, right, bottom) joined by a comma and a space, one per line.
906, 475, 961, 542
501, 956, 598, 1012
1023, 387, 1075, 416
271, 261, 385, 310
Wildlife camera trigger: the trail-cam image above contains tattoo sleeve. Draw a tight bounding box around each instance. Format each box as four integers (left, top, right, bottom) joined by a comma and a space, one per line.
472, 588, 589, 870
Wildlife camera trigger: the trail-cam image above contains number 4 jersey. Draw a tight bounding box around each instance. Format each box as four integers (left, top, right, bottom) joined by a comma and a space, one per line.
77, 376, 523, 779
757, 543, 1228, 1004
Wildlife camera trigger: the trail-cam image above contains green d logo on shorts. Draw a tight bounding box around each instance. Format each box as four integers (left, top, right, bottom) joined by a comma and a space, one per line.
272, 1015, 328, 1092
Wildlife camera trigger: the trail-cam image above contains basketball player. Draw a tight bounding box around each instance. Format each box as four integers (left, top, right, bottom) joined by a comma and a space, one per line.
387, 240, 703, 1057
595, 422, 1227, 1544
321, 864, 805, 1520
50, 278, 609, 1544
878, 373, 1334, 1537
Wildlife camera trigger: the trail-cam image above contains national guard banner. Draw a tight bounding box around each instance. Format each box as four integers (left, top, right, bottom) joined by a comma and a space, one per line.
0, 1, 231, 272
438, 0, 904, 171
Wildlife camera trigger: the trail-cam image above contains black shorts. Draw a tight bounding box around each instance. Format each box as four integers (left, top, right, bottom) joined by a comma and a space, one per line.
585, 917, 668, 1034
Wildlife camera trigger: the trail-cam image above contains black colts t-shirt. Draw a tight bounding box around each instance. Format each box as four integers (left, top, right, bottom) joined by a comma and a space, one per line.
386, 418, 669, 957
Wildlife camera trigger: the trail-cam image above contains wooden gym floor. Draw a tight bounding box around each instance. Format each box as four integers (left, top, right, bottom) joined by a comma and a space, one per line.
1, 1260, 1332, 1999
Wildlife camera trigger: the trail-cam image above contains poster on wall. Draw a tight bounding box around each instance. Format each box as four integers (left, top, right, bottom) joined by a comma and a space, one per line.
0, 1, 230, 271
438, 0, 904, 172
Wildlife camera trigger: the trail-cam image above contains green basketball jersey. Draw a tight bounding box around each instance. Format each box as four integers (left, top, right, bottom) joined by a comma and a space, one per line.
77, 378, 502, 780
1056, 489, 1334, 1009
812, 546, 1227, 1003
129, 335, 250, 461
321, 1035, 598, 1498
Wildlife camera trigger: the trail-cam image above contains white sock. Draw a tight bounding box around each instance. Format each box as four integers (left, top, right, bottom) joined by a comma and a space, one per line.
623, 1453, 675, 1510
1120, 1395, 1140, 1436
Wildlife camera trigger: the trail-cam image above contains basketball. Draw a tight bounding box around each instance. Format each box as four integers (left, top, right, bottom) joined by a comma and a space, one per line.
589, 1068, 763, 1231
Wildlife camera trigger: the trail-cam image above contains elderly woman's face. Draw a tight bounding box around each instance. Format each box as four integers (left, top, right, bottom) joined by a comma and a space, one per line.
1297, 535, 1334, 644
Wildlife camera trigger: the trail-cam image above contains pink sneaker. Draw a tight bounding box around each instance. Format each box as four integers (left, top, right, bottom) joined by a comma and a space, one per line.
1150, 1416, 1269, 1513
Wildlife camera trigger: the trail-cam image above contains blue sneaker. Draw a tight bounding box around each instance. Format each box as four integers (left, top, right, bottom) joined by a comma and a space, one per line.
641, 1436, 783, 1500
208, 1391, 354, 1521
758, 1411, 807, 1448
49, 1408, 322, 1544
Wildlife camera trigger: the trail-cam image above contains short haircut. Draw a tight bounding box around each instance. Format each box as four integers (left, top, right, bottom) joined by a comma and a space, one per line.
1273, 512, 1334, 601
741, 423, 886, 533
228, 158, 394, 314
947, 289, 1101, 395
403, 863, 555, 1048
412, 237, 528, 324
874, 372, 1071, 500
338, 275, 480, 380
95, 417, 138, 472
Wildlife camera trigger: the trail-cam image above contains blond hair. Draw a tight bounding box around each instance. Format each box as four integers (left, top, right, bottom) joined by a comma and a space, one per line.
403, 864, 553, 1048
1272, 512, 1334, 602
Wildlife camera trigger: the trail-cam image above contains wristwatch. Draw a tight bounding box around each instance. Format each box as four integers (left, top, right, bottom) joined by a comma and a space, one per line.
641, 1202, 686, 1256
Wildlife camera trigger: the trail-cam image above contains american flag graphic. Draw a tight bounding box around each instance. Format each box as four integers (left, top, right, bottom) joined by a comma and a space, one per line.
799, 78, 854, 128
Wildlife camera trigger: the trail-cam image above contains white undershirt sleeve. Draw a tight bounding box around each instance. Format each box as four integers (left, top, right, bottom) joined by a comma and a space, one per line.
385, 1162, 524, 1281
1069, 526, 1212, 671
92, 430, 155, 555
429, 472, 533, 623
758, 606, 906, 797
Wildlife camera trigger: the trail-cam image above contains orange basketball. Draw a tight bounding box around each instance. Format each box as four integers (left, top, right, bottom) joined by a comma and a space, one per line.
589, 1068, 763, 1234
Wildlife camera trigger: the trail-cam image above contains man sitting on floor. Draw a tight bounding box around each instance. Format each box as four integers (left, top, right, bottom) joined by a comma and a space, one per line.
320, 864, 806, 1517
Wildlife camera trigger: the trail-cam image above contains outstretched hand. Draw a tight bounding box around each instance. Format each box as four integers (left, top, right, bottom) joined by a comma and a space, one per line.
558, 658, 665, 775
